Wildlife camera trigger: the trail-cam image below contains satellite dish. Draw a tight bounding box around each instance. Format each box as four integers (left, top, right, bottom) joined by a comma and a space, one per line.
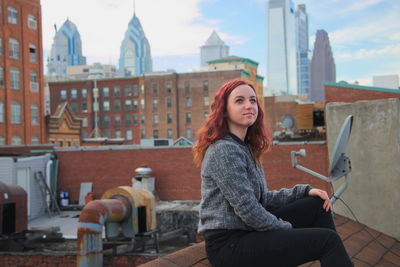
328, 115, 353, 177
277, 115, 295, 130
290, 115, 354, 205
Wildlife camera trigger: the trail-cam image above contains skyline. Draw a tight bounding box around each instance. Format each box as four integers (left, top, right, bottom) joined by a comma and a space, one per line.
41, 0, 400, 87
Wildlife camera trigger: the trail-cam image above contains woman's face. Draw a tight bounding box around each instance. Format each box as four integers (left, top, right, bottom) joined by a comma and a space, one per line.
226, 84, 258, 132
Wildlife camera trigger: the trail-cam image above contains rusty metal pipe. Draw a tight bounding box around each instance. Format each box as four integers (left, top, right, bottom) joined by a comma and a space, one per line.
77, 199, 128, 267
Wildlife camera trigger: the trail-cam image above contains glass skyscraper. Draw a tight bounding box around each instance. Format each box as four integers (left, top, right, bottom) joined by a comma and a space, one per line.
266, 0, 298, 96
118, 13, 152, 77
200, 31, 230, 67
295, 4, 310, 95
47, 19, 87, 77
310, 30, 336, 101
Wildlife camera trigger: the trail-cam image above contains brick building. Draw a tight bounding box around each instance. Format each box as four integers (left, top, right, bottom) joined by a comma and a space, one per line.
0, 0, 46, 145
48, 69, 261, 144
325, 81, 400, 103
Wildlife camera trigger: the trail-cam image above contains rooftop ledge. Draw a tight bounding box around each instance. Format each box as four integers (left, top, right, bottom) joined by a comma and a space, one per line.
139, 214, 400, 267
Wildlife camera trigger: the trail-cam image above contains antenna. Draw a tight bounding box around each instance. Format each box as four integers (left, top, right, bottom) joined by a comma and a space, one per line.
291, 115, 354, 205
133, 0, 135, 15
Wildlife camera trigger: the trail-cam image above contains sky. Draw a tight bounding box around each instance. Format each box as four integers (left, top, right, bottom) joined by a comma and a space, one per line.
41, 0, 400, 87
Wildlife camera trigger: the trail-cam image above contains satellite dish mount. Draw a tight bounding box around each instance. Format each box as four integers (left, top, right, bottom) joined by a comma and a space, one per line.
291, 115, 353, 205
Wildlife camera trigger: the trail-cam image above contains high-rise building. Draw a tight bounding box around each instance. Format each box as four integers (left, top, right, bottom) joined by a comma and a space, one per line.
266, 0, 298, 96
47, 19, 87, 77
372, 74, 399, 89
200, 31, 229, 67
118, 13, 152, 77
0, 0, 47, 145
310, 30, 336, 101
295, 4, 310, 95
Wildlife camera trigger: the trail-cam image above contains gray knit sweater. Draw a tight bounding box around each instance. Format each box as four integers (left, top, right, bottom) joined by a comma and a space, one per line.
198, 134, 311, 234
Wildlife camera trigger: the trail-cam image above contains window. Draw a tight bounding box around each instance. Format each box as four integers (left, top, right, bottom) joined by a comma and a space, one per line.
114, 115, 121, 126
124, 99, 132, 111
141, 129, 145, 139
204, 96, 210, 106
167, 129, 173, 139
70, 102, 77, 113
11, 102, 21, 124
28, 14, 37, 29
203, 80, 209, 92
126, 129, 133, 140
82, 117, 88, 127
71, 88, 77, 99
113, 100, 121, 111
166, 96, 172, 108
8, 7, 18, 24
140, 85, 144, 95
125, 114, 132, 126
12, 136, 22, 145
9, 38, 19, 59
114, 130, 121, 138
31, 136, 39, 145
124, 86, 133, 96
102, 115, 110, 127
152, 99, 158, 110
10, 67, 20, 89
103, 100, 110, 111
184, 81, 190, 94
167, 113, 173, 124
113, 86, 121, 97
185, 97, 192, 107
82, 130, 88, 139
0, 136, 5, 145
153, 114, 159, 124
81, 88, 87, 98
133, 114, 138, 125
81, 102, 87, 112
30, 71, 38, 92
60, 89, 67, 99
31, 104, 39, 125
0, 37, 2, 56
133, 99, 138, 111
204, 111, 209, 118
141, 114, 145, 125
140, 99, 145, 110
0, 101, 4, 122
29, 44, 36, 62
165, 82, 172, 93
102, 87, 109, 97
153, 129, 159, 139
185, 112, 191, 124
186, 128, 192, 139
133, 85, 138, 96
0, 67, 4, 88
152, 83, 158, 95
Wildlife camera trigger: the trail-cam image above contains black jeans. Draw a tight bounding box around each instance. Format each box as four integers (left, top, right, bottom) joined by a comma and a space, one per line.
204, 196, 352, 267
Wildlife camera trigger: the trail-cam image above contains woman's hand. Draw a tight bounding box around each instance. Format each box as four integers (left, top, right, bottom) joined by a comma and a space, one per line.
308, 188, 332, 212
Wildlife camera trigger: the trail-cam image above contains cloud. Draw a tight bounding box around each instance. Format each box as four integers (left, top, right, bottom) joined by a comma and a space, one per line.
41, 0, 244, 65
336, 44, 400, 61
339, 0, 384, 13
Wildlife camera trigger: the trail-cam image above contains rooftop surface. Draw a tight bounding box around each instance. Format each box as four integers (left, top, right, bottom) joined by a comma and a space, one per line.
139, 214, 400, 267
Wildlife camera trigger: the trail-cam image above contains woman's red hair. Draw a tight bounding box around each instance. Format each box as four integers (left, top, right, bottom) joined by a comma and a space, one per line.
193, 79, 272, 166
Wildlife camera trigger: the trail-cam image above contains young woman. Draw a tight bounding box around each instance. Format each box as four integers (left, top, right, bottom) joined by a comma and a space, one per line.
193, 79, 352, 267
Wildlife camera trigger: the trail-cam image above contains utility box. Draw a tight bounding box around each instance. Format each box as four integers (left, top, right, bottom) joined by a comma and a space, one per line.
0, 181, 27, 234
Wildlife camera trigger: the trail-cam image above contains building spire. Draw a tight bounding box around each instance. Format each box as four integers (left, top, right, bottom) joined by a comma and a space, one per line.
133, 0, 135, 16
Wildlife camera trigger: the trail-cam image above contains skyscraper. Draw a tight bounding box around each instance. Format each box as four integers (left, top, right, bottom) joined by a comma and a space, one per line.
295, 4, 310, 95
47, 19, 87, 77
118, 13, 152, 77
200, 31, 229, 67
266, 0, 298, 96
310, 30, 336, 101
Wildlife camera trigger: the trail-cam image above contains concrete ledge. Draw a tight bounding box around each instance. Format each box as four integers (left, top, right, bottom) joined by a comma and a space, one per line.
138, 242, 211, 267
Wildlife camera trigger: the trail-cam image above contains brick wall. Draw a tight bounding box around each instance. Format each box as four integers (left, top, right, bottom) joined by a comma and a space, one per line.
55, 144, 330, 202
325, 83, 400, 103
